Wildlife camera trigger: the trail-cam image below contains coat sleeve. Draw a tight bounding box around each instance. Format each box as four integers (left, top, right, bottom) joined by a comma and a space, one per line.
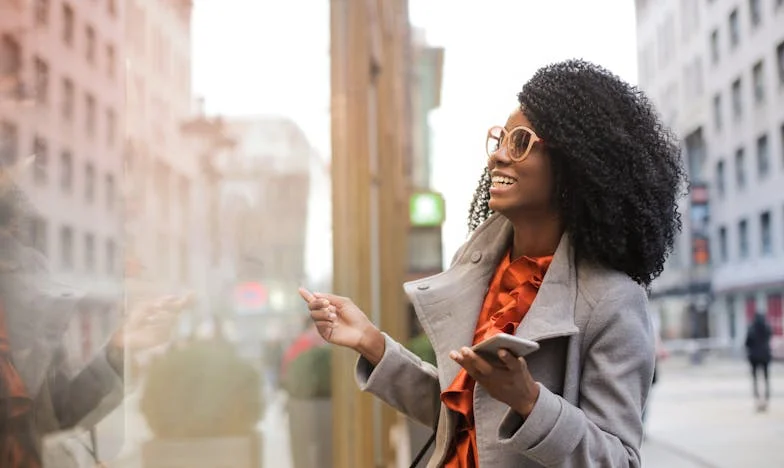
49, 343, 125, 429
355, 333, 441, 428
496, 284, 654, 467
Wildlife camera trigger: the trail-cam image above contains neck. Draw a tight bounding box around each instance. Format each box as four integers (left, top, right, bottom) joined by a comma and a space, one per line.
508, 211, 563, 259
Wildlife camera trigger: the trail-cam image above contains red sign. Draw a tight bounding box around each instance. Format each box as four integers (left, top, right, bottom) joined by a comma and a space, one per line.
234, 282, 268, 308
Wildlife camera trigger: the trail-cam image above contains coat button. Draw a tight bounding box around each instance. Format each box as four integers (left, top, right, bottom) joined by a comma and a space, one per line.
417, 284, 430, 291
470, 251, 482, 263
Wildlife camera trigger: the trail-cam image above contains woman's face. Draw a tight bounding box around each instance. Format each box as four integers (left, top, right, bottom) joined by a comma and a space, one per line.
486, 108, 554, 217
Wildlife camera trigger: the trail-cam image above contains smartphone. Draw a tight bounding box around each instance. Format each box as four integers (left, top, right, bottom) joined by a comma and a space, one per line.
471, 333, 540, 365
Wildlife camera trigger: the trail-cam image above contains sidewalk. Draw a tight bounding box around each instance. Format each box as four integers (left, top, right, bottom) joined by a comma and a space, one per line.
641, 356, 784, 467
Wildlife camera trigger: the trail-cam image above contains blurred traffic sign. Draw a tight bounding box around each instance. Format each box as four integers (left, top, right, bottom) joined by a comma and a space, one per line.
233, 281, 268, 310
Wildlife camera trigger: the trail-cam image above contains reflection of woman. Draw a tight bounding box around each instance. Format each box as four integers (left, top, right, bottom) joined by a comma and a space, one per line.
745, 313, 772, 412
301, 60, 685, 467
0, 165, 189, 466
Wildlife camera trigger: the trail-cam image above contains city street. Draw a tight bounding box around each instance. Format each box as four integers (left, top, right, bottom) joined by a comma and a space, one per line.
98, 355, 783, 467
641, 356, 784, 467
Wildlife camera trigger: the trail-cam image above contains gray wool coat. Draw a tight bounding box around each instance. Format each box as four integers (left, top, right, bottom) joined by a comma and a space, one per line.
355, 213, 655, 467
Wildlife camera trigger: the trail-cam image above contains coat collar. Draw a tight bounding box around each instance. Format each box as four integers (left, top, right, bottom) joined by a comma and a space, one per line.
404, 213, 579, 389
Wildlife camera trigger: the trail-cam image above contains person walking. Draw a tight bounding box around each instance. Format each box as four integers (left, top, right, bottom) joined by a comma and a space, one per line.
301, 59, 686, 467
745, 313, 772, 412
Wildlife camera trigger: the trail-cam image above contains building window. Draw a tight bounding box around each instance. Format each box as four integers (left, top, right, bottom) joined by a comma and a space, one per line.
778, 41, 784, 86
60, 226, 74, 270
85, 25, 96, 64
719, 225, 728, 262
32, 136, 48, 184
735, 147, 746, 189
760, 211, 772, 255
85, 163, 95, 202
781, 123, 784, 170
0, 121, 18, 165
749, 0, 762, 27
62, 3, 74, 46
729, 9, 740, 48
0, 34, 22, 77
85, 93, 96, 137
105, 173, 115, 210
716, 159, 725, 197
710, 29, 720, 64
60, 150, 73, 193
35, 0, 50, 26
84, 233, 95, 273
739, 219, 749, 259
757, 134, 769, 178
62, 78, 74, 120
29, 216, 47, 255
33, 57, 49, 105
713, 93, 722, 130
106, 44, 115, 79
106, 239, 116, 275
106, 107, 116, 145
752, 61, 765, 104
731, 78, 742, 120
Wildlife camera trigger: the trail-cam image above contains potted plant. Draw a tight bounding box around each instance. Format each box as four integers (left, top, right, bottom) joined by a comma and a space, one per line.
281, 345, 333, 468
405, 333, 437, 464
139, 339, 263, 467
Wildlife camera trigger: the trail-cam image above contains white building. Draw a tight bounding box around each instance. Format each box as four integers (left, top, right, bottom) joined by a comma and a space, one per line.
636, 0, 784, 348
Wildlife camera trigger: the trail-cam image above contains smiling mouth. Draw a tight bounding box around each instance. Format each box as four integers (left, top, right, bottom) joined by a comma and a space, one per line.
491, 176, 516, 188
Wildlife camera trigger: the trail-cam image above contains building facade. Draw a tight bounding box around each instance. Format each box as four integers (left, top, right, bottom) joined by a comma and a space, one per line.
124, 0, 215, 318
1, 0, 126, 362
636, 0, 784, 350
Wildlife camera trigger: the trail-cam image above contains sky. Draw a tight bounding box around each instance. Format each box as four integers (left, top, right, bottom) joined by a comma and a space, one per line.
192, 0, 639, 271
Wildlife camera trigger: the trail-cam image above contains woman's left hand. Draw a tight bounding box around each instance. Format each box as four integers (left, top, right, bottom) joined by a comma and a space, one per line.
450, 347, 540, 417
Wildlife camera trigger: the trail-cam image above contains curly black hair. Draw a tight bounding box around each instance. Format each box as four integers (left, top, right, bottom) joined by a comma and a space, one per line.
468, 59, 687, 286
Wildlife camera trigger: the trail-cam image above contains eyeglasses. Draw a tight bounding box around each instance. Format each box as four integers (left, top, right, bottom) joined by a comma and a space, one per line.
485, 125, 544, 163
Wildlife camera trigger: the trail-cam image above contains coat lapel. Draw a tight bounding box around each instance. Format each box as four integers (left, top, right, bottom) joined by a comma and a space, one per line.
404, 213, 578, 390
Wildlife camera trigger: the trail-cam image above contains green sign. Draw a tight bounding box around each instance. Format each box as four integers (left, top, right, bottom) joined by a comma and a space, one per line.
409, 192, 445, 227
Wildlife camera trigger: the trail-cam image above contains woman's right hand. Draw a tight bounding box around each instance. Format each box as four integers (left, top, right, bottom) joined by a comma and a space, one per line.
298, 287, 385, 365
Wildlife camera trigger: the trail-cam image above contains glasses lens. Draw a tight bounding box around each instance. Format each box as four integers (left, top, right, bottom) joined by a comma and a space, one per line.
486, 127, 505, 156
509, 128, 533, 160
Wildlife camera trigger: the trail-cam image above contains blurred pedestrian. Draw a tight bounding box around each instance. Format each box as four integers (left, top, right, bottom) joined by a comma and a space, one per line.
300, 59, 686, 467
745, 313, 772, 412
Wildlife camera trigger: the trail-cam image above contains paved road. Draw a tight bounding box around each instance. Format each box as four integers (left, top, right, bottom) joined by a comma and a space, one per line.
641, 356, 784, 467
93, 356, 782, 467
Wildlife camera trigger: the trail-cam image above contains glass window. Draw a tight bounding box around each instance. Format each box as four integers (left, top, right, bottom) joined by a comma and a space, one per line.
735, 147, 746, 189
739, 218, 749, 259
757, 134, 769, 178
752, 61, 765, 104
760, 211, 772, 255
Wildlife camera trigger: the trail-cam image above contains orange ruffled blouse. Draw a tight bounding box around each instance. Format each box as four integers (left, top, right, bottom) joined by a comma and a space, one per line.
440, 250, 552, 467
0, 300, 40, 467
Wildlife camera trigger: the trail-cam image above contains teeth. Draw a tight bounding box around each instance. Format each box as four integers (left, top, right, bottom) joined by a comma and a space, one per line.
491, 176, 516, 186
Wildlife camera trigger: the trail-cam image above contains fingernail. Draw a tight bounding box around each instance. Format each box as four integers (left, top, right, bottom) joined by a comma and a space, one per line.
328, 313, 337, 321
449, 351, 458, 360
498, 350, 507, 358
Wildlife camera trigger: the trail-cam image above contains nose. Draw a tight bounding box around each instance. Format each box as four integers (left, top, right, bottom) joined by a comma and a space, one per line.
488, 145, 512, 169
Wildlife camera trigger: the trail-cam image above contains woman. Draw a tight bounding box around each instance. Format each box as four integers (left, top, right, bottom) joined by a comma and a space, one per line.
301, 59, 685, 467
745, 313, 772, 412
